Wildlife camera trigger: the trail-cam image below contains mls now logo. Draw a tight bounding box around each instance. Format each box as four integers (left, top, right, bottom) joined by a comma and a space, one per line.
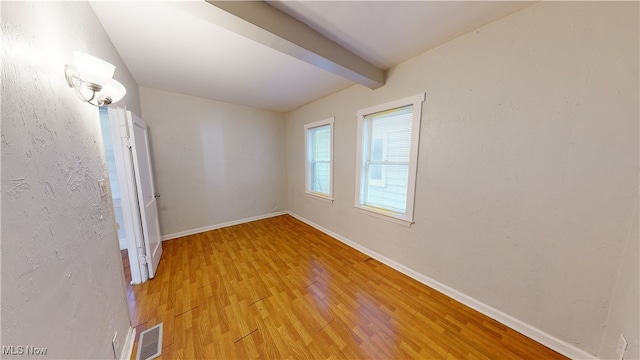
2, 346, 48, 356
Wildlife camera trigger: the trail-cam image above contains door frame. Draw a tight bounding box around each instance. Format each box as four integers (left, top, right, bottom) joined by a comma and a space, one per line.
107, 107, 148, 284
126, 110, 162, 279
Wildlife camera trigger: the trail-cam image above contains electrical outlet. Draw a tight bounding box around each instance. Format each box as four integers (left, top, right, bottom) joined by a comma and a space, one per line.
99, 179, 109, 197
616, 334, 628, 360
112, 331, 120, 359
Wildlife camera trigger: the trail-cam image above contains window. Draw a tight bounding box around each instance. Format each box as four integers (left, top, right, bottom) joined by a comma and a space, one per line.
355, 93, 424, 226
305, 118, 334, 202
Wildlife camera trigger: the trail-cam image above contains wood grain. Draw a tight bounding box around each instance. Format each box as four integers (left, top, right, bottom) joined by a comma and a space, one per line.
126, 215, 566, 359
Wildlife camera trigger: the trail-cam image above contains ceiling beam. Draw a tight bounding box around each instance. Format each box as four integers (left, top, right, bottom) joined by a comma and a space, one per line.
204, 1, 385, 89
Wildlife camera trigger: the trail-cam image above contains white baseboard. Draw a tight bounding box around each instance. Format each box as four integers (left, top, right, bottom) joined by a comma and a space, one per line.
286, 211, 595, 360
120, 326, 136, 360
160, 211, 287, 241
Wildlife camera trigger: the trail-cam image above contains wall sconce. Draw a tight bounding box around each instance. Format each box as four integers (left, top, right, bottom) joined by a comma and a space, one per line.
65, 51, 126, 106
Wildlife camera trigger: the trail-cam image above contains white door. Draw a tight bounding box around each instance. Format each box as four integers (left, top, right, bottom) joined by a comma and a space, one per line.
127, 111, 163, 278
106, 107, 145, 284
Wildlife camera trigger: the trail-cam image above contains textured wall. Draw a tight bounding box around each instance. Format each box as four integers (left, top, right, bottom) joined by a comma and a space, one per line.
1, 2, 140, 358
140, 87, 286, 237
284, 2, 638, 357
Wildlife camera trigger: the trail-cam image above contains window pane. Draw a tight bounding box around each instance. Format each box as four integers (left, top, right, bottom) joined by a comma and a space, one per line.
311, 126, 330, 162
308, 124, 331, 196
365, 164, 409, 212
368, 107, 412, 163
387, 130, 410, 162
312, 161, 330, 193
370, 163, 383, 181
371, 138, 384, 161
362, 105, 413, 213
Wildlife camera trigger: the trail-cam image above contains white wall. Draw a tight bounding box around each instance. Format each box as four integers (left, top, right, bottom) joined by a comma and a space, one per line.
1, 1, 140, 358
599, 190, 639, 360
285, 2, 638, 357
139, 87, 286, 238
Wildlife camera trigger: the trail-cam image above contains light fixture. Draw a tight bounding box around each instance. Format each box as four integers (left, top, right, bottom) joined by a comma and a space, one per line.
65, 51, 127, 106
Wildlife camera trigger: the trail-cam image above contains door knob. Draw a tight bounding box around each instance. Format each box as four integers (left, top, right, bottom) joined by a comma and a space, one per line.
154, 193, 161, 198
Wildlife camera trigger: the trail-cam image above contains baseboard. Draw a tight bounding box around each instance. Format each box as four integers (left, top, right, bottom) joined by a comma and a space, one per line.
286, 211, 595, 360
160, 211, 287, 241
120, 326, 136, 360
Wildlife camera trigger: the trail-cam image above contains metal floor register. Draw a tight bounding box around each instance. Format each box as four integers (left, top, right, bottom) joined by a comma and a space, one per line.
136, 323, 163, 360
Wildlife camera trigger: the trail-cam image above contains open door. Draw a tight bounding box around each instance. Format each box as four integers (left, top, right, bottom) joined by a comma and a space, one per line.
127, 111, 163, 279
106, 107, 145, 284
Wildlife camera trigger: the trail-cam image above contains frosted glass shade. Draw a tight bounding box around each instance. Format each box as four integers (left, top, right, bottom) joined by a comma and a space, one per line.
100, 79, 127, 104
73, 51, 115, 86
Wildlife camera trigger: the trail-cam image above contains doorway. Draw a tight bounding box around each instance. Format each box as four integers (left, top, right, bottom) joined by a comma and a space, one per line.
99, 107, 143, 289
99, 107, 162, 290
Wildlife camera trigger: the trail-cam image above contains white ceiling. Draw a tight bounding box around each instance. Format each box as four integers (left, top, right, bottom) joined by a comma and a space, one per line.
90, 1, 534, 113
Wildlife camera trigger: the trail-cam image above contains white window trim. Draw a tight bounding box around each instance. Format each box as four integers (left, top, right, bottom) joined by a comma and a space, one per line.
304, 117, 334, 203
354, 93, 425, 226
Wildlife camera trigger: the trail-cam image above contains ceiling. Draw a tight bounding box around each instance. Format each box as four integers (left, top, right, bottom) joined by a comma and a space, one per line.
90, 1, 534, 113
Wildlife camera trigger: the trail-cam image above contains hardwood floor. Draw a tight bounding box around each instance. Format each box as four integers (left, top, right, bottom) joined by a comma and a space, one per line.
127, 215, 566, 359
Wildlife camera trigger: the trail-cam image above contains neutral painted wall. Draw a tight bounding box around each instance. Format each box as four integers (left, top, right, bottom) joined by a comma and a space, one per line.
139, 87, 286, 237
284, 2, 638, 357
599, 190, 639, 360
1, 2, 140, 358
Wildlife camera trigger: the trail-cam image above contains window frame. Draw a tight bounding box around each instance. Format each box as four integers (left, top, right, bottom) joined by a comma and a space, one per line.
354, 93, 425, 226
304, 117, 335, 203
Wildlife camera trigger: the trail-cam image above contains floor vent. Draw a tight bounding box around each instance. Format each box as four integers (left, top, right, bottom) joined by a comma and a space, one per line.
136, 323, 163, 360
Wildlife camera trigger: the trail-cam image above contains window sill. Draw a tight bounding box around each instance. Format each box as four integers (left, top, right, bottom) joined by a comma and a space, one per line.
305, 192, 334, 204
354, 206, 413, 227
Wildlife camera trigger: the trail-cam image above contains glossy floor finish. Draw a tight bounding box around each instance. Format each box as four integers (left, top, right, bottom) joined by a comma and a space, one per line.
127, 215, 566, 359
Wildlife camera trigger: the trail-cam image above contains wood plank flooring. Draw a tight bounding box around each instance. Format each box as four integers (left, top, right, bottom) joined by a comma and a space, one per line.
127, 215, 566, 359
